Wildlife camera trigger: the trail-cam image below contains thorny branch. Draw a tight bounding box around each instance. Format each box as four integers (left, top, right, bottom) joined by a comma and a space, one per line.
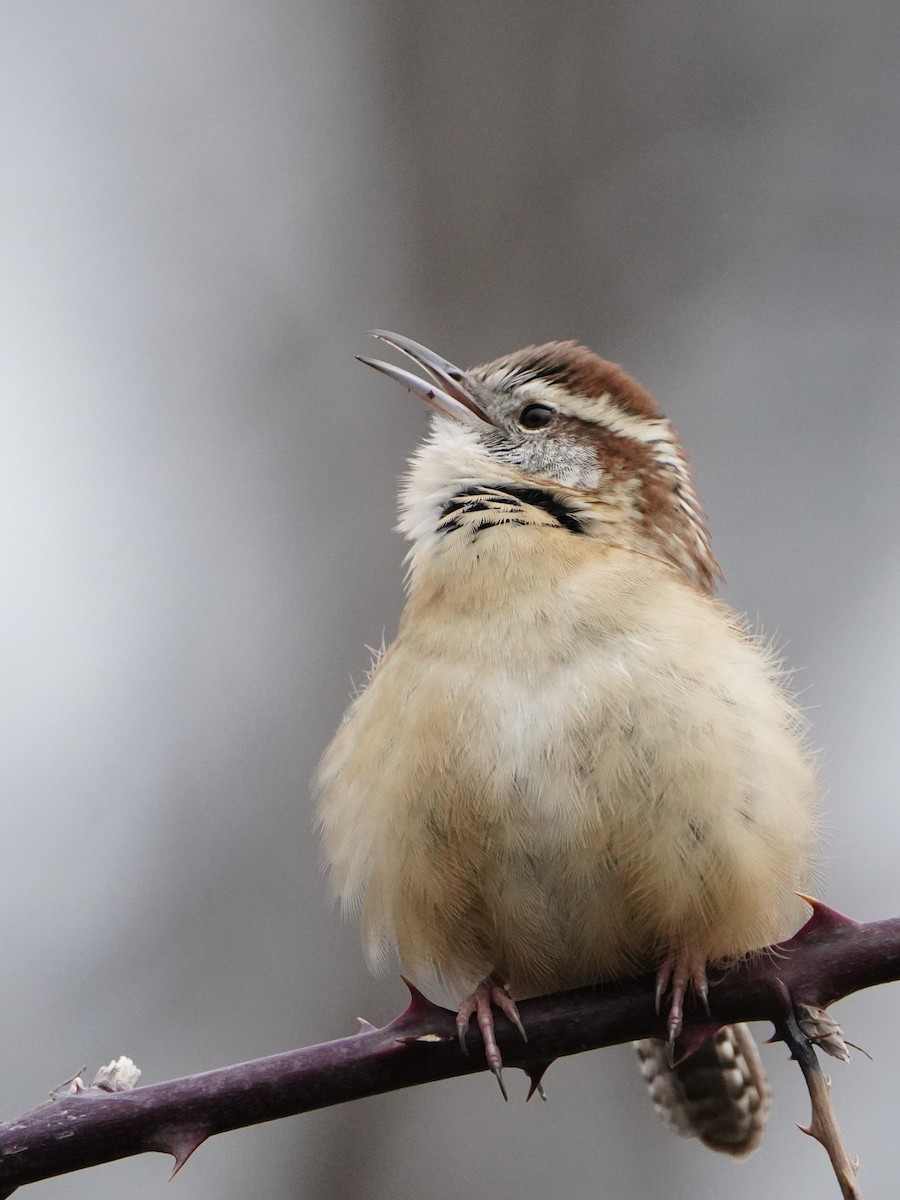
1, 902, 898, 1199
777, 1008, 861, 1200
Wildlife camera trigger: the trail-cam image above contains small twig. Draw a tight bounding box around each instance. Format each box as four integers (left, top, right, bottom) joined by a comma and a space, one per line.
777, 1008, 861, 1199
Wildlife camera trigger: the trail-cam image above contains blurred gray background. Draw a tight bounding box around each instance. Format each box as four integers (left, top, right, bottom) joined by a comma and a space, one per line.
2, 2, 899, 1198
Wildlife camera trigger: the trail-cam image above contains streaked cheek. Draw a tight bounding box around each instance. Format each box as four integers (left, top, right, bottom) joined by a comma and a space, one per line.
479, 427, 600, 490
530, 437, 600, 489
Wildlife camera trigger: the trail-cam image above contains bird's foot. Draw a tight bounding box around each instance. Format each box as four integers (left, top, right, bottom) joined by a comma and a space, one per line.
655, 953, 710, 1065
456, 979, 527, 1100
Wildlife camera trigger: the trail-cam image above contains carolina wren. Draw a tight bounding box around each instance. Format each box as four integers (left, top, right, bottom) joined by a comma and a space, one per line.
317, 331, 818, 1155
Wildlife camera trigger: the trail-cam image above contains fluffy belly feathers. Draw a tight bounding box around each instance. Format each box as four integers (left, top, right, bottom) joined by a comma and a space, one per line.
316, 555, 816, 999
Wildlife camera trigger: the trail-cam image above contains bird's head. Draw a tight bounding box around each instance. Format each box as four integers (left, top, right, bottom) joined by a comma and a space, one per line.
358, 331, 719, 592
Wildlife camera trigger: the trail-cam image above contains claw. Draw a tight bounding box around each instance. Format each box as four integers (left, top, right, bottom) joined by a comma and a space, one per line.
493, 989, 527, 1043
456, 979, 525, 1098
490, 1062, 509, 1101
654, 965, 667, 1016
666, 1010, 682, 1067
655, 952, 709, 1063
456, 1011, 472, 1057
696, 981, 711, 1017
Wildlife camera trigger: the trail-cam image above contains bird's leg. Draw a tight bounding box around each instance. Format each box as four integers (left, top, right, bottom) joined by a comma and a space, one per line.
655, 952, 710, 1064
456, 978, 527, 1099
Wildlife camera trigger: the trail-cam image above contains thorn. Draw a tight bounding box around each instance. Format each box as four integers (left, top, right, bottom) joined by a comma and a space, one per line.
670, 1021, 722, 1065
356, 1017, 378, 1034
788, 897, 859, 944
524, 1059, 554, 1101
387, 976, 453, 1042
399, 976, 445, 1020
490, 1062, 508, 1102
798, 1123, 815, 1138
159, 1129, 209, 1179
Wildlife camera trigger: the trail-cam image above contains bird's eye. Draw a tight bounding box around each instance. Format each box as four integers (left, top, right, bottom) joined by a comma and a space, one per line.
518, 403, 556, 430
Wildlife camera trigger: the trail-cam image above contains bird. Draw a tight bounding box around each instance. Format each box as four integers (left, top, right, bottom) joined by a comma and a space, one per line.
316, 330, 818, 1156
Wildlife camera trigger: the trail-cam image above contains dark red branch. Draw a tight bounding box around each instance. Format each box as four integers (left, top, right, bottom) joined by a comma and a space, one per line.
0, 903, 896, 1196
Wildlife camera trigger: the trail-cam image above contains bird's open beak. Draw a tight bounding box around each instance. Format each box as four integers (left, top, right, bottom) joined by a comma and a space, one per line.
357, 330, 496, 428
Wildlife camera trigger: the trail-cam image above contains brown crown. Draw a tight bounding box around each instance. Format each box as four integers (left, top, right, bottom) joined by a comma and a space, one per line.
473, 342, 661, 420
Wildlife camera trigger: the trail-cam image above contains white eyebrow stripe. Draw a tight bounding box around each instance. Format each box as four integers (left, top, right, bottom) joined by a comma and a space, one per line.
479, 372, 683, 448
